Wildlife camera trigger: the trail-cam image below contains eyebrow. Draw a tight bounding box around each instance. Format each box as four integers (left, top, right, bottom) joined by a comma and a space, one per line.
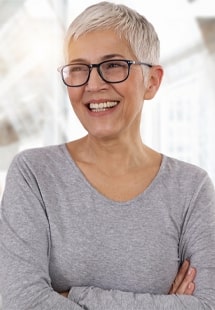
68, 54, 126, 64
102, 54, 125, 60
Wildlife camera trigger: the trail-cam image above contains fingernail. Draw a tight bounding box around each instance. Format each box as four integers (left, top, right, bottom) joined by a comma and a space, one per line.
188, 267, 193, 275
188, 283, 193, 289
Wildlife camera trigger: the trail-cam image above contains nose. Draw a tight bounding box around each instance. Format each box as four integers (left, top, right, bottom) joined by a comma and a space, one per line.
85, 67, 107, 91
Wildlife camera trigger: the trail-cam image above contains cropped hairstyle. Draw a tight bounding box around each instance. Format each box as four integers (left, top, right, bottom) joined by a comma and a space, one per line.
64, 1, 160, 65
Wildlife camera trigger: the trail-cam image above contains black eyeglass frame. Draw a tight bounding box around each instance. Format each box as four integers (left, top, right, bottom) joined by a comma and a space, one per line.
57, 59, 153, 87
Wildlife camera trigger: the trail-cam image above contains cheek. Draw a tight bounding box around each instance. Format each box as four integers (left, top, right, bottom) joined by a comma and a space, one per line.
125, 79, 145, 103
127, 70, 146, 97
67, 88, 82, 106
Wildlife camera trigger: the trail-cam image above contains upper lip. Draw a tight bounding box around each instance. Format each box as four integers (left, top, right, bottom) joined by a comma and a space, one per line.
85, 99, 119, 105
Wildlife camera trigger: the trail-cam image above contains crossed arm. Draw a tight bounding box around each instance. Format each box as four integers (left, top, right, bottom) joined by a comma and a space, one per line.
60, 260, 196, 298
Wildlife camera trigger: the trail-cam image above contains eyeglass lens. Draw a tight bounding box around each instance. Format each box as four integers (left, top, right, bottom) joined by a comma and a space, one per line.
62, 60, 130, 87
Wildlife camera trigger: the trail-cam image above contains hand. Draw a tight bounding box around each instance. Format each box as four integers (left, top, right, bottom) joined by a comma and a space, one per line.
168, 260, 196, 295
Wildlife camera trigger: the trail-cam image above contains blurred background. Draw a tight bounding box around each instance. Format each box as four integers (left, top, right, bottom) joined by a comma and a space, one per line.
0, 0, 214, 307
0, 0, 215, 200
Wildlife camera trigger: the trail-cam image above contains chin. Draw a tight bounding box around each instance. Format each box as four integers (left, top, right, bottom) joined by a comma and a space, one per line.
90, 130, 119, 140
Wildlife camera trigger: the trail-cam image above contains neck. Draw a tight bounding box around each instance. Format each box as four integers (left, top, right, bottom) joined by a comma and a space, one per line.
68, 132, 157, 176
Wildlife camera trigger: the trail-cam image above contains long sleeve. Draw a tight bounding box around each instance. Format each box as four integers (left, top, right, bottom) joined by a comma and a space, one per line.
68, 173, 215, 309
1, 147, 215, 309
69, 286, 212, 310
0, 155, 82, 310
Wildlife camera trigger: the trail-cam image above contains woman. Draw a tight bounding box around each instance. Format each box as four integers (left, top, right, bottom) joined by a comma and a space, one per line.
1, 1, 215, 309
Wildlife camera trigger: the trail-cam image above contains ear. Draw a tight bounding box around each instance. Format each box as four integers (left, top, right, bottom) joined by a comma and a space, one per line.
144, 65, 164, 100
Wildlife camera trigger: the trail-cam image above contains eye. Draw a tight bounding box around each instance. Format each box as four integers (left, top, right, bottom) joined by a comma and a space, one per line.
104, 60, 127, 70
68, 64, 88, 73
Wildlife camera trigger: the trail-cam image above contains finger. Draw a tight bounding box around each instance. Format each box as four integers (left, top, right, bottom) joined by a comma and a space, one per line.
169, 260, 190, 294
184, 282, 195, 295
175, 267, 196, 294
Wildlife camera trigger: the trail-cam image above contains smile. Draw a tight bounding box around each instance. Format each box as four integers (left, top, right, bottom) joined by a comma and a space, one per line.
88, 101, 119, 112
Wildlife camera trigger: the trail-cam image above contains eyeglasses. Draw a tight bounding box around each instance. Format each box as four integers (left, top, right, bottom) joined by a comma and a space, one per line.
57, 59, 152, 87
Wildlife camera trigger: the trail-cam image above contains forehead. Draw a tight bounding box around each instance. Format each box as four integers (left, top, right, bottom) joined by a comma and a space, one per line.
67, 29, 135, 62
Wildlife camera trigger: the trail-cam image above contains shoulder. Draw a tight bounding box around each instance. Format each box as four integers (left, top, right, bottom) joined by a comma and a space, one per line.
13, 144, 66, 163
7, 144, 69, 176
161, 155, 214, 196
15, 144, 64, 159
158, 156, 215, 224
163, 155, 209, 180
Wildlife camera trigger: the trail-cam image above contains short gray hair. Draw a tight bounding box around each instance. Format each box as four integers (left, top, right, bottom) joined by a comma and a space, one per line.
64, 1, 160, 65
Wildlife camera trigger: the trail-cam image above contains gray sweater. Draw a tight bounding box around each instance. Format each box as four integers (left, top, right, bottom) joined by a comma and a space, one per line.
0, 144, 215, 310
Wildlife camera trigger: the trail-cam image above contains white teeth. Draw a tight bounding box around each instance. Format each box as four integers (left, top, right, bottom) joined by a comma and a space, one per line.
89, 101, 118, 111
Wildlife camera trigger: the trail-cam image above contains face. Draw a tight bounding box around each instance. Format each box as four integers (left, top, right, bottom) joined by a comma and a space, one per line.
66, 29, 162, 140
